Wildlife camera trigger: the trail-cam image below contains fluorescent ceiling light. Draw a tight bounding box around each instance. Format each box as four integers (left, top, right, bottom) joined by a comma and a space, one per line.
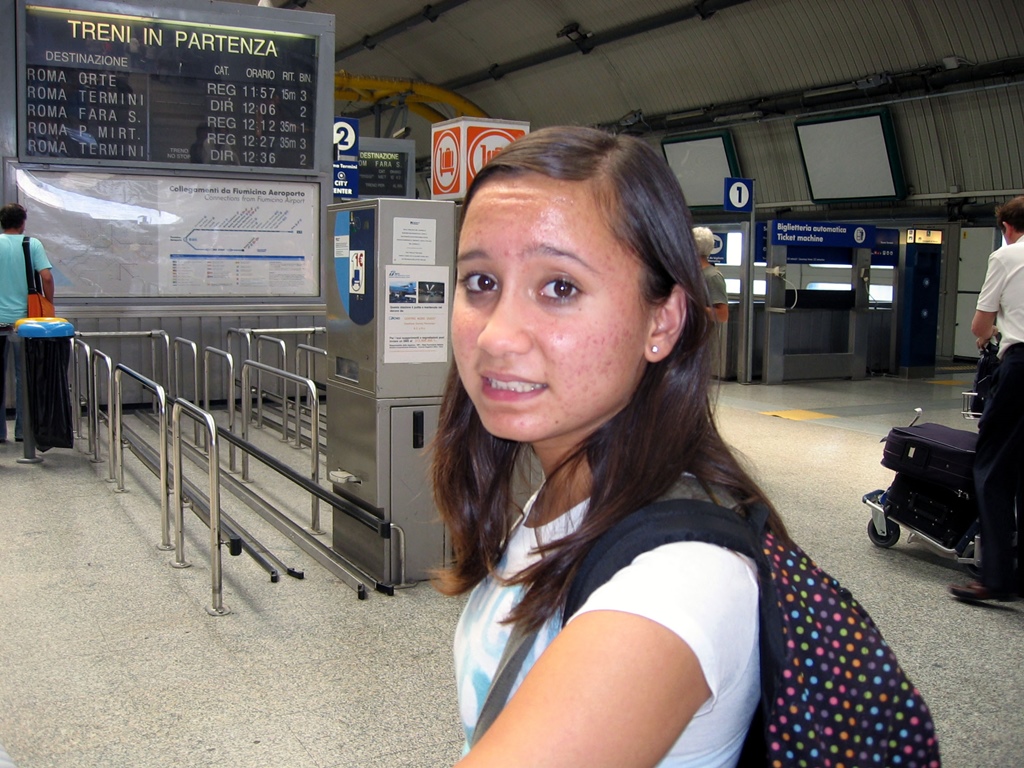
713, 110, 763, 123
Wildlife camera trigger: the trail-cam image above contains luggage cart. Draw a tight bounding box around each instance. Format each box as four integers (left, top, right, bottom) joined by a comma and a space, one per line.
863, 407, 981, 575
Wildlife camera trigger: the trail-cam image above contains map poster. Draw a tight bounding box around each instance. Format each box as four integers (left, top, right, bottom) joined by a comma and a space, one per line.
14, 167, 319, 298
159, 179, 318, 295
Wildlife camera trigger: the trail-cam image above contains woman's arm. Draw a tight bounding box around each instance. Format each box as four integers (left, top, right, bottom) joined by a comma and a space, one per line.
458, 609, 710, 768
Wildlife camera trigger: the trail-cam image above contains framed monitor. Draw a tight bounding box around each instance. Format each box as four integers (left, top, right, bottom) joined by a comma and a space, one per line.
660, 131, 740, 208
355, 137, 416, 199
795, 110, 907, 203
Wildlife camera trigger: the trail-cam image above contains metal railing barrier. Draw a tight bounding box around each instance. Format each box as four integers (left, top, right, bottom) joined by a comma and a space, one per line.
72, 337, 91, 447
226, 326, 326, 439
254, 335, 287, 436
203, 346, 236, 472
171, 398, 230, 616
225, 327, 253, 376
293, 343, 327, 449
240, 360, 323, 534
91, 349, 115, 481
79, 336, 383, 600
77, 330, 171, 415
113, 363, 172, 552
173, 337, 200, 445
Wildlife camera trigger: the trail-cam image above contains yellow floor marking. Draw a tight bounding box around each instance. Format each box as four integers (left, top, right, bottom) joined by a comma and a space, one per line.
759, 409, 836, 421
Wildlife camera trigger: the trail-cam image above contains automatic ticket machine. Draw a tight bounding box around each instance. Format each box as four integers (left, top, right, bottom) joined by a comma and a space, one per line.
325, 198, 456, 585
763, 220, 873, 383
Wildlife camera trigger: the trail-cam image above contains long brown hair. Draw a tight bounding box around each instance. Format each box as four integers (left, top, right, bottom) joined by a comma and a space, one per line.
432, 126, 787, 630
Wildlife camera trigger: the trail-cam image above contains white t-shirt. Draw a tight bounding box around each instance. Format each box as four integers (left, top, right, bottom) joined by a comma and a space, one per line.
453, 496, 760, 767
977, 238, 1024, 357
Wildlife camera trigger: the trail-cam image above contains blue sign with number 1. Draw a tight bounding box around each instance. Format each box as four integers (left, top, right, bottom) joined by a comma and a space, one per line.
723, 177, 753, 212
724, 178, 757, 214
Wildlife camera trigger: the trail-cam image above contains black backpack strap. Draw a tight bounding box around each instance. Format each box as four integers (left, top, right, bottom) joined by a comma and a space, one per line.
562, 498, 786, 765
470, 621, 537, 747
563, 499, 766, 621
22, 236, 41, 295
473, 499, 787, 755
473, 500, 764, 746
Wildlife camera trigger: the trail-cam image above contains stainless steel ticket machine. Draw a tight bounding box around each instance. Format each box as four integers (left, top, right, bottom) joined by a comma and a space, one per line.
325, 199, 456, 585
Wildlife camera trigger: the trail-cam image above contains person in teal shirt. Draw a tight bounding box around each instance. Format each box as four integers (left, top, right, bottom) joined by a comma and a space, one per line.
0, 203, 54, 442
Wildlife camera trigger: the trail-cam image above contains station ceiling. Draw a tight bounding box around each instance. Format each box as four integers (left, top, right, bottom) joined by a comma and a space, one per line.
242, 0, 1022, 129
231, 0, 1024, 218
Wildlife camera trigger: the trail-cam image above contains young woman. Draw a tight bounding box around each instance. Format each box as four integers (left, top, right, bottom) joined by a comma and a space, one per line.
432, 126, 789, 767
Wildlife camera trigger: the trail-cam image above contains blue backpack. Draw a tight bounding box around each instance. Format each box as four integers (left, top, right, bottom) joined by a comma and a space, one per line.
562, 498, 941, 767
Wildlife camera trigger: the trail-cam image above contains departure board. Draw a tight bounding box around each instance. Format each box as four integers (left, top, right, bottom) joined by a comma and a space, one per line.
359, 151, 412, 198
20, 4, 319, 170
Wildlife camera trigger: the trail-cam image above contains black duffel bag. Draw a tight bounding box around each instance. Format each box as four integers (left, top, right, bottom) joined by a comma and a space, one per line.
24, 336, 74, 451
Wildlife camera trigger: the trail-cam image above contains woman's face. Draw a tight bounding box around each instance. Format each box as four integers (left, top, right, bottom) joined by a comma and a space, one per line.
453, 172, 662, 473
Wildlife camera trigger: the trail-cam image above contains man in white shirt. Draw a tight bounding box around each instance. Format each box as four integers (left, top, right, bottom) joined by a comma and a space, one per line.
950, 195, 1024, 603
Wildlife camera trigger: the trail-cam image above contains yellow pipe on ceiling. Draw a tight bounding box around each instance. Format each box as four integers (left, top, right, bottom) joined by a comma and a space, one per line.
334, 71, 488, 121
408, 102, 450, 124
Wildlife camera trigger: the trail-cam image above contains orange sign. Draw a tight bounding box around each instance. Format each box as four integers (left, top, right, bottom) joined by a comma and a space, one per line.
431, 126, 461, 197
431, 118, 529, 200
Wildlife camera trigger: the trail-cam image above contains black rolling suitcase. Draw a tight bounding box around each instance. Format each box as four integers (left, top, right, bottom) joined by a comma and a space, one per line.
881, 423, 977, 490
883, 474, 977, 549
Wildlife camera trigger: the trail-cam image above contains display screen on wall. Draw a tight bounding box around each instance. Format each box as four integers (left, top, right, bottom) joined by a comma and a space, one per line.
18, 1, 323, 172
355, 137, 415, 199
660, 131, 740, 208
795, 110, 907, 203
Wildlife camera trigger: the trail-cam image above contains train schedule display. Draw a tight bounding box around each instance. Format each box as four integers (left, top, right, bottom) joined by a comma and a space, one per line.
20, 2, 320, 171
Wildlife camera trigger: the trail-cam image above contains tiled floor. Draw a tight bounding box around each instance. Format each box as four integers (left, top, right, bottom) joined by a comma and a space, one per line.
2, 368, 1022, 767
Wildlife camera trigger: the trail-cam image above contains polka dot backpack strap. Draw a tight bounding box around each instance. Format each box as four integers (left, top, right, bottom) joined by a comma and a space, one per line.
563, 498, 941, 768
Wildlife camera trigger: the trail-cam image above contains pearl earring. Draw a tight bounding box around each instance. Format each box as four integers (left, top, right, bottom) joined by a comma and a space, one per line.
651, 345, 659, 354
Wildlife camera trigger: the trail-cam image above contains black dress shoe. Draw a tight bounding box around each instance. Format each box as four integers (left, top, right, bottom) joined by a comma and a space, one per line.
949, 581, 1015, 603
